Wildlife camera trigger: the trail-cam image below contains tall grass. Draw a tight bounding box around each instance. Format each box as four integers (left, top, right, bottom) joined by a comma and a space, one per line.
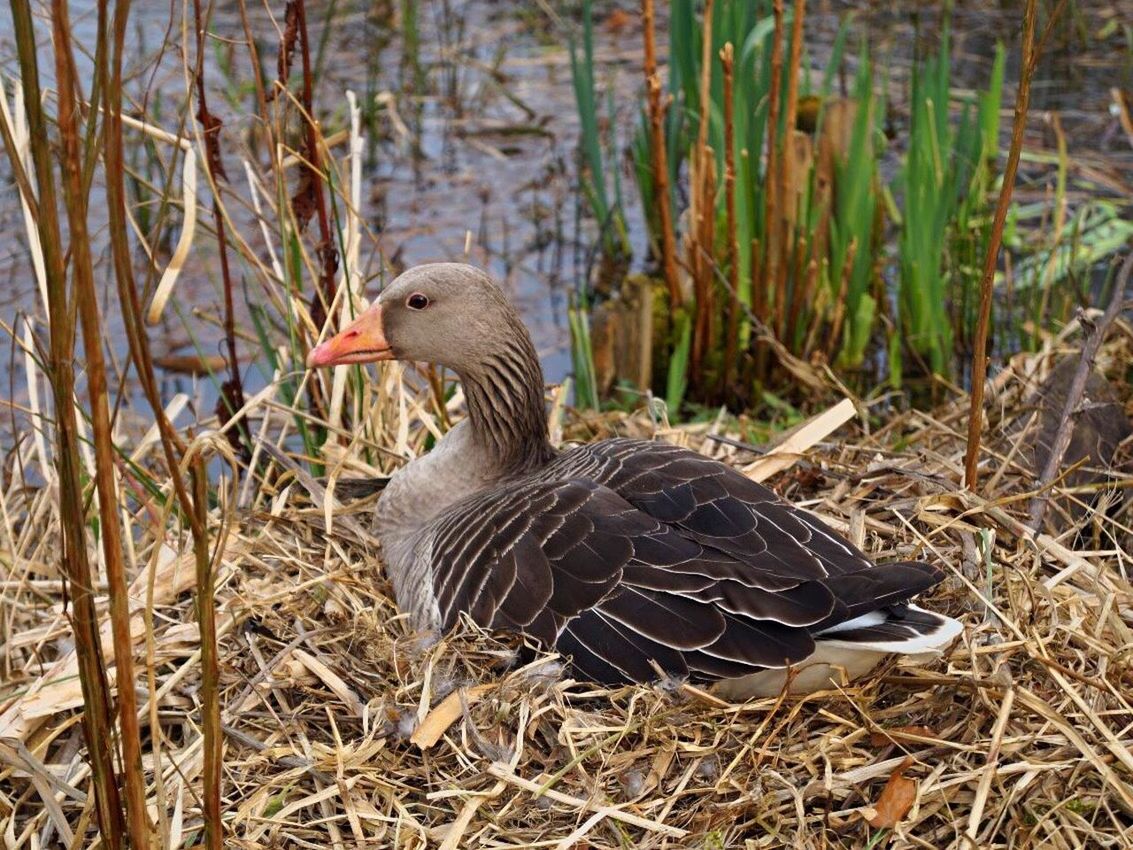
897, 31, 1004, 378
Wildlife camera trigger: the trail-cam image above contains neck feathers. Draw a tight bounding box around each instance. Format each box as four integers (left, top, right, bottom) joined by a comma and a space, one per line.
460, 312, 554, 475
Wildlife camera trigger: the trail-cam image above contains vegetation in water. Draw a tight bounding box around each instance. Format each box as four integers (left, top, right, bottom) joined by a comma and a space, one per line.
566, 0, 1130, 413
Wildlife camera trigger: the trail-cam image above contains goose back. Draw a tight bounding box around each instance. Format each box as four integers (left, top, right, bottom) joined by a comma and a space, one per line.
379, 436, 954, 692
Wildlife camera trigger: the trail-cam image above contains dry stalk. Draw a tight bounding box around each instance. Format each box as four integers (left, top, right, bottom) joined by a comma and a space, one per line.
642, 0, 680, 309
720, 43, 740, 394
777, 0, 805, 340
688, 0, 715, 385
1026, 252, 1132, 531
191, 0, 250, 461
293, 0, 340, 332
99, 3, 224, 846
50, 0, 152, 844
7, 1, 125, 844
762, 0, 785, 331
192, 454, 223, 850
964, 0, 1067, 489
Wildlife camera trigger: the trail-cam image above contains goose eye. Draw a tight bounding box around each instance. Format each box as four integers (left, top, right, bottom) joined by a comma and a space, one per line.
406, 293, 430, 310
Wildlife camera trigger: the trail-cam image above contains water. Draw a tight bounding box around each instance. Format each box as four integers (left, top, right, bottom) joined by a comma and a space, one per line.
0, 0, 1129, 434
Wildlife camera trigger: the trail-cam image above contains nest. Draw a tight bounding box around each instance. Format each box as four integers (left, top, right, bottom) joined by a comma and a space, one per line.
2, 323, 1132, 849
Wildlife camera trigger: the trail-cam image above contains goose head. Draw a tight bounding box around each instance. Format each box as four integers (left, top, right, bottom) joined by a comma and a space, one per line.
307, 262, 553, 471
306, 263, 524, 372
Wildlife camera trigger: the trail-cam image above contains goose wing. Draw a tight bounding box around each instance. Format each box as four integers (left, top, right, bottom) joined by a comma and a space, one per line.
427, 476, 866, 685
562, 438, 882, 578
557, 438, 946, 631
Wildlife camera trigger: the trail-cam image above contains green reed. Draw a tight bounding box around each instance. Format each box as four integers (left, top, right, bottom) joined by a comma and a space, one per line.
568, 0, 630, 264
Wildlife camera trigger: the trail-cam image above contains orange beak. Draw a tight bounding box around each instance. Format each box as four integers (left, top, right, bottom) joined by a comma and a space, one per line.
306, 302, 395, 368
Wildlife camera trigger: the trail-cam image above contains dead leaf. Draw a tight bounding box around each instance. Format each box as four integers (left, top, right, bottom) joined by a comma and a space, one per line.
291, 648, 365, 717
410, 684, 494, 749
865, 756, 917, 828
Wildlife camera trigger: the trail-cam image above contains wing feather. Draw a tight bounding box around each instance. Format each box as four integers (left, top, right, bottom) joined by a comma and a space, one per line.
421, 438, 944, 688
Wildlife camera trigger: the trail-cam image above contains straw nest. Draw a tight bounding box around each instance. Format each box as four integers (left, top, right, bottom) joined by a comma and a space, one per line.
2, 318, 1132, 849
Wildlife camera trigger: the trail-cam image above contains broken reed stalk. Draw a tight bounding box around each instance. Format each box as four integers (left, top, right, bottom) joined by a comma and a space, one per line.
688, 0, 715, 384
964, 0, 1064, 490
721, 43, 740, 394
50, 0, 153, 845
294, 0, 340, 330
7, 1, 125, 844
1027, 252, 1132, 531
191, 0, 250, 460
761, 0, 784, 333
642, 0, 680, 309
777, 0, 805, 341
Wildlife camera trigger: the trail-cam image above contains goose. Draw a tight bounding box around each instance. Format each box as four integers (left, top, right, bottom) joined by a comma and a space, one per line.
307, 263, 962, 698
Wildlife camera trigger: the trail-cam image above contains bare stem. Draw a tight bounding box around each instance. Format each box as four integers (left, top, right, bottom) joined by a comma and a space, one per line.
721, 43, 740, 394
193, 455, 223, 850
9, 0, 125, 844
642, 0, 679, 309
51, 0, 153, 844
688, 0, 715, 385
964, 0, 1061, 490
779, 0, 805, 342
295, 0, 340, 330
192, 0, 250, 460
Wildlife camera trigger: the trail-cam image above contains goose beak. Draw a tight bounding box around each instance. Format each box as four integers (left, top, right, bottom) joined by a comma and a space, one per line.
306, 303, 395, 367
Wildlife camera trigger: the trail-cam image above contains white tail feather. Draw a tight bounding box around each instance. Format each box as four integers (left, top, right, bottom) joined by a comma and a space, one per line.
711, 605, 964, 700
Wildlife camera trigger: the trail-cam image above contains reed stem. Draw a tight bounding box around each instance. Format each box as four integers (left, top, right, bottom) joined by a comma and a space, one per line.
8, 1, 126, 844
688, 0, 715, 385
193, 455, 223, 850
763, 0, 785, 329
191, 0, 250, 461
295, 0, 340, 330
721, 42, 740, 394
964, 0, 1062, 489
642, 0, 680, 309
51, 0, 153, 843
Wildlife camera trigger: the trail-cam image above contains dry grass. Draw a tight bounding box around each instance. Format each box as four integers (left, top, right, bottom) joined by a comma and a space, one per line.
2, 314, 1132, 849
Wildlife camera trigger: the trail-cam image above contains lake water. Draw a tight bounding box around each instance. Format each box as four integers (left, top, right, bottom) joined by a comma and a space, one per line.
0, 0, 1129, 434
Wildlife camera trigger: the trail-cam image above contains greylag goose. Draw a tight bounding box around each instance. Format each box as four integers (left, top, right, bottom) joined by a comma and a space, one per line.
308, 263, 962, 698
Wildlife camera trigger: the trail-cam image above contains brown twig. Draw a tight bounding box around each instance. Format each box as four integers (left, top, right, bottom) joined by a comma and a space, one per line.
642, 0, 679, 309
1026, 253, 1131, 532
762, 0, 784, 332
964, 0, 1041, 490
688, 0, 715, 386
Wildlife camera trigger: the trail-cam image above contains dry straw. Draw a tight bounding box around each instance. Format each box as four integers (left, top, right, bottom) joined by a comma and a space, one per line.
0, 0, 1130, 845
3, 316, 1132, 847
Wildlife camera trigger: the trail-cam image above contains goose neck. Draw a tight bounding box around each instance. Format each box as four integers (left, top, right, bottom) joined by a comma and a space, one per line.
459, 332, 553, 475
